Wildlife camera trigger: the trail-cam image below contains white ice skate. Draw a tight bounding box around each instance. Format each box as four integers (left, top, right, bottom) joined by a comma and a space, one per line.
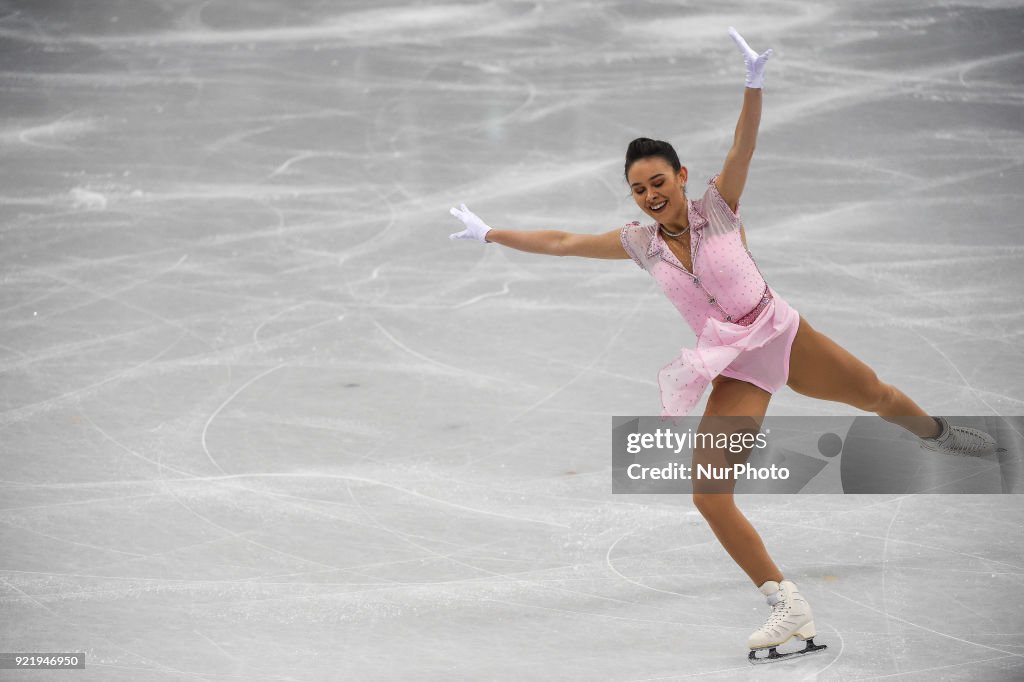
748, 580, 827, 664
919, 417, 997, 457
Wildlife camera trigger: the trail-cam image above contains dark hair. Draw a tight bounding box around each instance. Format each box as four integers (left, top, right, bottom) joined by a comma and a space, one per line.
624, 137, 681, 182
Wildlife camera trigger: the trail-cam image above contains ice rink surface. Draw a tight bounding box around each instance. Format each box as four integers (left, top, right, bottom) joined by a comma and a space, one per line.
2, 0, 1023, 679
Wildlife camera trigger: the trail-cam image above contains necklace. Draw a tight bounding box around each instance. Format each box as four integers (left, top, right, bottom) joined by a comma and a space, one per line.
660, 224, 689, 238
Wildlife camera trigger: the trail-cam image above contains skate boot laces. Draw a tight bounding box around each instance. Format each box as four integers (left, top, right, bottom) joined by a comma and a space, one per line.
763, 596, 789, 629
921, 418, 996, 457
753, 592, 792, 637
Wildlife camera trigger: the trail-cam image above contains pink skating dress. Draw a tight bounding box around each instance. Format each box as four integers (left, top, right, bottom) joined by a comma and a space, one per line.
620, 176, 801, 416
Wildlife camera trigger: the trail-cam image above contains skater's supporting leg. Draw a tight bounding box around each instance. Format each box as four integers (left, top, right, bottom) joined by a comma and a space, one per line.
692, 377, 782, 586
786, 317, 941, 438
693, 495, 783, 586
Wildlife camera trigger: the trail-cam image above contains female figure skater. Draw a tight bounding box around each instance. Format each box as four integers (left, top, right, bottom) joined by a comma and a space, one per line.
448, 28, 996, 662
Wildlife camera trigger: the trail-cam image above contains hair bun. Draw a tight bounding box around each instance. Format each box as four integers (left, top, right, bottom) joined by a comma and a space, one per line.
625, 138, 681, 182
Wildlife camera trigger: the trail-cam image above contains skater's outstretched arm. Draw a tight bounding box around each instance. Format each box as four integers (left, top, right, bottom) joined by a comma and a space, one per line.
715, 28, 772, 213
448, 203, 628, 259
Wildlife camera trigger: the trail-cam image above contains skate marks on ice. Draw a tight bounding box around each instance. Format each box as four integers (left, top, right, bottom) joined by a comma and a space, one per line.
2, 0, 1024, 680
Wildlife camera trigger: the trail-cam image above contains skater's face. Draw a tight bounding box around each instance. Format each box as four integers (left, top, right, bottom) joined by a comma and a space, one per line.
627, 157, 688, 225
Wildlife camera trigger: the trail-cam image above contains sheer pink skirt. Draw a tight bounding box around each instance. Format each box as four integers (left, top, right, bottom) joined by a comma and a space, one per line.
658, 288, 801, 417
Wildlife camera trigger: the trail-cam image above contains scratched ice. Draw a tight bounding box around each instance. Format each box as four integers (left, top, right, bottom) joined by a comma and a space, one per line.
1, 1, 1023, 680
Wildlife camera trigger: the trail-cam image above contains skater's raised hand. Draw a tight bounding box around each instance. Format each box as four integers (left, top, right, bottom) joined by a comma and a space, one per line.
449, 203, 493, 243
728, 27, 773, 89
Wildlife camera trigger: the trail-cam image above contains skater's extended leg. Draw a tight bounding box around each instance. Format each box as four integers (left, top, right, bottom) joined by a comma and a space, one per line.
786, 317, 940, 437
691, 377, 782, 586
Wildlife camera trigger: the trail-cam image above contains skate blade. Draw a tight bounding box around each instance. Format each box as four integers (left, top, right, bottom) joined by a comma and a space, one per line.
748, 638, 827, 665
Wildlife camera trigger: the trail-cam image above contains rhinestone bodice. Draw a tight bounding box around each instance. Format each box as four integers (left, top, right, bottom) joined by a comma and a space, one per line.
620, 176, 770, 333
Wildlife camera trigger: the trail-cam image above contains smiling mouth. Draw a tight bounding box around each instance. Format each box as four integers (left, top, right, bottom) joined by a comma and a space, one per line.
650, 200, 667, 213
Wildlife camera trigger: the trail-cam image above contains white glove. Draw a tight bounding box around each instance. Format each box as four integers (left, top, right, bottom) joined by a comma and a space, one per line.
729, 27, 773, 89
448, 203, 493, 242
